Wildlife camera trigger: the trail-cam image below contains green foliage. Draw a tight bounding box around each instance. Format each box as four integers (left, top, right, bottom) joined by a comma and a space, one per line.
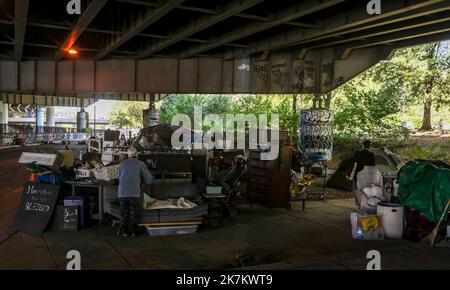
396, 140, 450, 163
332, 41, 449, 137
332, 76, 409, 138
373, 42, 450, 109
160, 94, 302, 139
109, 101, 148, 129
160, 94, 233, 125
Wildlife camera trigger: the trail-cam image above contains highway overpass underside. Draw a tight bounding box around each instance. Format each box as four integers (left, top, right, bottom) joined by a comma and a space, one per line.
0, 0, 449, 105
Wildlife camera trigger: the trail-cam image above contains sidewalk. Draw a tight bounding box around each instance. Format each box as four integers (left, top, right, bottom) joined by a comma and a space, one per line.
0, 143, 42, 150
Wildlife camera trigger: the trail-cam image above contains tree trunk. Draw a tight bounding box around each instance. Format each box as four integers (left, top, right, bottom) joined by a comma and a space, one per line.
419, 43, 438, 132
420, 97, 432, 131
324, 93, 332, 110
420, 80, 433, 131
292, 94, 297, 112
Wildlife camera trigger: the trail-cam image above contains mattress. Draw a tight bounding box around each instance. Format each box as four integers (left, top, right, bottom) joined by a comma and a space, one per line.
106, 201, 207, 224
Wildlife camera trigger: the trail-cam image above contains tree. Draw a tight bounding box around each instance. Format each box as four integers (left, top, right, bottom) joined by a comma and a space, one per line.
109, 111, 132, 129
418, 42, 449, 130
109, 101, 149, 129
160, 94, 302, 133
371, 41, 450, 131
332, 40, 449, 136
332, 75, 407, 138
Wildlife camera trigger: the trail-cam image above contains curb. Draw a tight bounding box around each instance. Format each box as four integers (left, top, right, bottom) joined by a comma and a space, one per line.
0, 143, 42, 150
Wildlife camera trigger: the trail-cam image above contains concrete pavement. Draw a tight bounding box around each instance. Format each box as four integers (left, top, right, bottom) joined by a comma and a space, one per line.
1, 145, 450, 270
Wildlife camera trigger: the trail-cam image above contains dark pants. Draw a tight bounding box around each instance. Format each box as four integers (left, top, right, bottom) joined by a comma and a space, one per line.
352, 179, 358, 205
118, 197, 140, 234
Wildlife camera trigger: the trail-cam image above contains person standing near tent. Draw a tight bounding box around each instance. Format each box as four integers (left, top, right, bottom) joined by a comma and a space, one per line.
348, 140, 376, 184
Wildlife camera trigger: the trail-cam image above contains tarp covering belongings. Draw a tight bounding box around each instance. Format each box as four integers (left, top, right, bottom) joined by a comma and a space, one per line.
397, 161, 450, 223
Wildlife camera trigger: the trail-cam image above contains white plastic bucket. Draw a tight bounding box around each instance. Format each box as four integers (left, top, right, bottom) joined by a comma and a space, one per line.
377, 203, 404, 239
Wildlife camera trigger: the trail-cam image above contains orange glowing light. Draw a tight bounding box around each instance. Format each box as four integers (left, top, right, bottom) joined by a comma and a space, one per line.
68, 49, 78, 55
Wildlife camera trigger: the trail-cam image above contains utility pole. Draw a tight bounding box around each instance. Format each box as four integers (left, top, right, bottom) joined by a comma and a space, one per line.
94, 105, 96, 137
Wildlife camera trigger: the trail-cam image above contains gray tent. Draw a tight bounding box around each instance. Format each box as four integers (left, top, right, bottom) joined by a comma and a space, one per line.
327, 147, 402, 191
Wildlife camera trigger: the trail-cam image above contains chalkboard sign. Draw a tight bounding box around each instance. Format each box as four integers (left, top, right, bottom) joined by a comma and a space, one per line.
63, 206, 79, 232
12, 182, 60, 234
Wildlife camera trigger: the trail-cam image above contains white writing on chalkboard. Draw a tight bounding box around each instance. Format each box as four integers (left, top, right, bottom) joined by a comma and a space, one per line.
13, 182, 60, 235
64, 208, 78, 222
25, 201, 50, 212
26, 184, 52, 196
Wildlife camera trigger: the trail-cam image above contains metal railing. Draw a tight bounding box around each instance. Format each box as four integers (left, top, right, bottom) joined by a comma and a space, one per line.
0, 124, 105, 145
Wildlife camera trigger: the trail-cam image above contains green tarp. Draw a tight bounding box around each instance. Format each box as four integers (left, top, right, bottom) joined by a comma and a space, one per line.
398, 161, 450, 223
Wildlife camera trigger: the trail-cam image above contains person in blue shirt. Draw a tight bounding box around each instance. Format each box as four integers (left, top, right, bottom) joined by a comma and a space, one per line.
118, 147, 154, 237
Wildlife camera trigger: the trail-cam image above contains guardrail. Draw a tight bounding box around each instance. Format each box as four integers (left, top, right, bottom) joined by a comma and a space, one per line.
0, 125, 105, 145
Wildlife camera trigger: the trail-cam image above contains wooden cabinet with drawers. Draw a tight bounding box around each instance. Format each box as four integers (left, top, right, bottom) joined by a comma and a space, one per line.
246, 145, 293, 209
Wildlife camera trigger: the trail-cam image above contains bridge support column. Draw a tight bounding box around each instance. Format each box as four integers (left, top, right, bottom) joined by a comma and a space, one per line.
46, 106, 56, 127
0, 102, 8, 125
77, 109, 88, 133
36, 106, 45, 133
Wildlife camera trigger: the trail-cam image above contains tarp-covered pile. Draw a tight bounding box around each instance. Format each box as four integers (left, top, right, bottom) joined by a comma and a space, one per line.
398, 161, 450, 223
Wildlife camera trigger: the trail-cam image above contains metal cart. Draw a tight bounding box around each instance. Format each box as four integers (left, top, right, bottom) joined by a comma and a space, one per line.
304, 156, 328, 200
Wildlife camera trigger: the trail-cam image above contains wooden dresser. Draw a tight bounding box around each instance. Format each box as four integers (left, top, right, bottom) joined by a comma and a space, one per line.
246, 145, 293, 209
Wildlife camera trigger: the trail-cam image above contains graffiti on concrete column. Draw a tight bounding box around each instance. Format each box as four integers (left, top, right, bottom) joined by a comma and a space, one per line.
271, 62, 289, 91
304, 61, 315, 93
238, 63, 250, 72
335, 76, 345, 87
321, 62, 334, 92
292, 64, 305, 92
299, 109, 334, 160
253, 63, 269, 82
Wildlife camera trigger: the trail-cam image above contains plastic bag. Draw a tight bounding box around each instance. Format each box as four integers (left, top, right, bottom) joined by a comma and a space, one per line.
362, 184, 384, 197
357, 183, 388, 214
350, 212, 384, 240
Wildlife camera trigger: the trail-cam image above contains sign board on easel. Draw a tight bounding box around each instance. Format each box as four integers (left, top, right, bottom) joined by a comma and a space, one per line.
12, 182, 60, 234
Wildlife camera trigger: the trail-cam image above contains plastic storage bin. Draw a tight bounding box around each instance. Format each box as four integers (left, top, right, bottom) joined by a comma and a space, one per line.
64, 197, 86, 228
206, 186, 222, 195
377, 203, 404, 239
